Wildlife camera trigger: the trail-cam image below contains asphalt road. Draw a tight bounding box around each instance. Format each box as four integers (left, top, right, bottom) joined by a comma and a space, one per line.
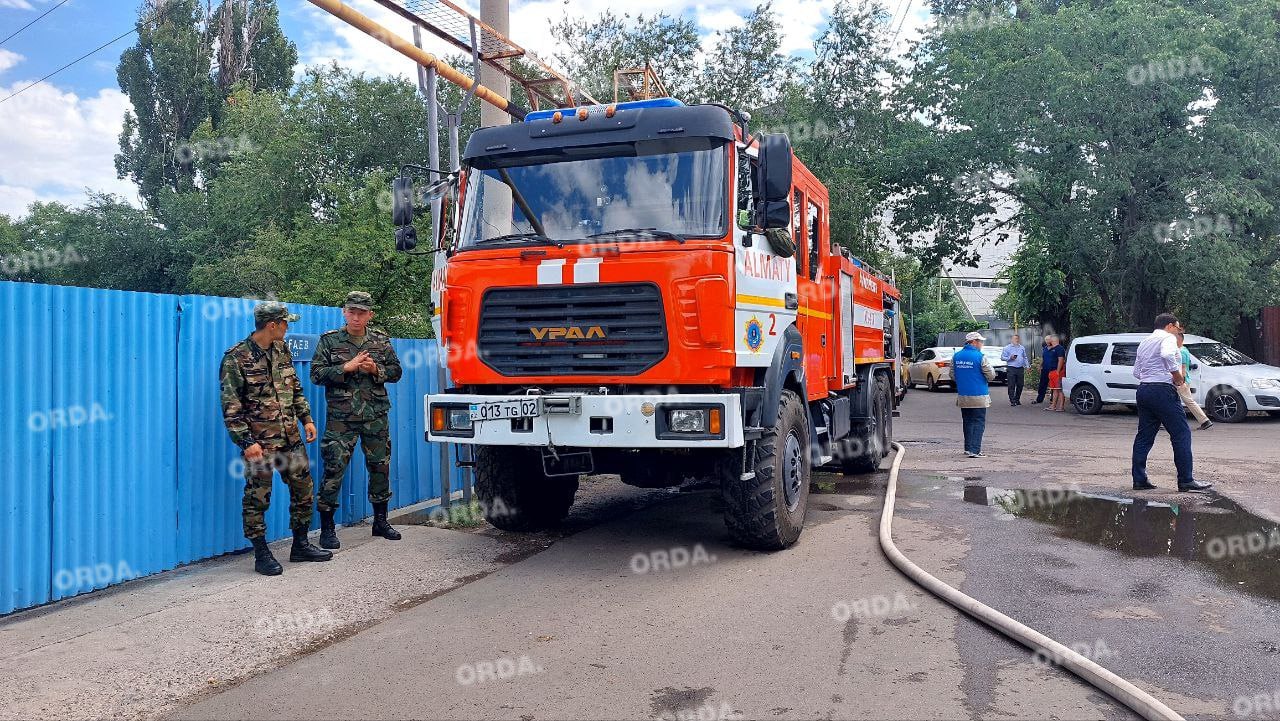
173, 388, 1280, 721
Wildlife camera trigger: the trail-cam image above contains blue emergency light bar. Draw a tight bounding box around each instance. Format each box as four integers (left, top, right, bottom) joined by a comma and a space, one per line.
524, 97, 685, 123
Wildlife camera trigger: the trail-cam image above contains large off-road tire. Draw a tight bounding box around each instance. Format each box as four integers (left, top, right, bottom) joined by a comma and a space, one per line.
840, 374, 891, 474
718, 389, 810, 550
475, 446, 578, 531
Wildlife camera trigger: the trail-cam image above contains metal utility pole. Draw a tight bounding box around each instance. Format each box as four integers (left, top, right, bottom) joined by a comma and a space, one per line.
480, 0, 511, 129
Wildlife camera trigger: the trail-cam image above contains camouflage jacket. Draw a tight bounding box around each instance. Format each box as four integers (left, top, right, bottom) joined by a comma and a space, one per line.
220, 336, 313, 449
310, 327, 402, 420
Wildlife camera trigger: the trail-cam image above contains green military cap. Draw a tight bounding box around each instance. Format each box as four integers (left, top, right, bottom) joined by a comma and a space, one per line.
254, 301, 300, 324
344, 290, 374, 311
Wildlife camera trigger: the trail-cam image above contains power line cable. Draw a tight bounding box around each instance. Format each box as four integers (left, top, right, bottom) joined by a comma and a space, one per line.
0, 3, 174, 106
0, 0, 69, 48
890, 0, 916, 46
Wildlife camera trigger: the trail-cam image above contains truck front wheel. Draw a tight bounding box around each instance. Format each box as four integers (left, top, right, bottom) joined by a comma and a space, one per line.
718, 389, 810, 550
475, 446, 578, 531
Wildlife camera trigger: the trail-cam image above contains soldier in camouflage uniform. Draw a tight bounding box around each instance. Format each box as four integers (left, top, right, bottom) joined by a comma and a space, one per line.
312, 291, 404, 548
220, 302, 333, 576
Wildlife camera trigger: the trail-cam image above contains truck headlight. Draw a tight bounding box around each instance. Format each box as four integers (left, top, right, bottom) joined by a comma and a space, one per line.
430, 404, 474, 437
656, 404, 724, 439
1251, 378, 1280, 390
448, 408, 474, 430
669, 409, 707, 433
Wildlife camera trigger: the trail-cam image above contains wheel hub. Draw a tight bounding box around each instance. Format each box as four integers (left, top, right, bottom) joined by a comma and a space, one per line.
782, 431, 803, 512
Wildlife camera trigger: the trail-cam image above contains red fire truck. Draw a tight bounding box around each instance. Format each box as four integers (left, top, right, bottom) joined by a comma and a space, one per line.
397, 98, 902, 550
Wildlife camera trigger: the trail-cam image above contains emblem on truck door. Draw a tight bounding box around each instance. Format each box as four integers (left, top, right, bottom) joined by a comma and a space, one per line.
529, 326, 607, 340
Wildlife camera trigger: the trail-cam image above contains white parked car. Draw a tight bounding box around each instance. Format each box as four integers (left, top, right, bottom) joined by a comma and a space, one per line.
1063, 333, 1280, 422
907, 346, 962, 391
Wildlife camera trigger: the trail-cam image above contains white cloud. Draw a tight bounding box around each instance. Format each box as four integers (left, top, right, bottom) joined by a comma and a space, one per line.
0, 49, 23, 75
0, 0, 36, 9
0, 83, 139, 217
293, 0, 830, 85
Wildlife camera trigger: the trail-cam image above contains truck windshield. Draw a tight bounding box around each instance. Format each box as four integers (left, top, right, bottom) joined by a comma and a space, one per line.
458, 142, 728, 247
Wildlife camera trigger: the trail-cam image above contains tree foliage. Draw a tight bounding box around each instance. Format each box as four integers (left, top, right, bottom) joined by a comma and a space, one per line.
888, 0, 1280, 340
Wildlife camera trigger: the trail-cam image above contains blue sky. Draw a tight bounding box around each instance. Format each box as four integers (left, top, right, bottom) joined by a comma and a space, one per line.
0, 0, 931, 217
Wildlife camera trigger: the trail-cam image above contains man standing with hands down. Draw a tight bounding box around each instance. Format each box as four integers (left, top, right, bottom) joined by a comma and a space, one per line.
954, 331, 997, 458
1131, 313, 1214, 493
1000, 334, 1029, 406
220, 302, 333, 576
312, 291, 404, 549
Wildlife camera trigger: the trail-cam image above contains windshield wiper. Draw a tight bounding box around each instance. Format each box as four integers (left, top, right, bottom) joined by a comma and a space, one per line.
586, 228, 687, 244
474, 232, 564, 248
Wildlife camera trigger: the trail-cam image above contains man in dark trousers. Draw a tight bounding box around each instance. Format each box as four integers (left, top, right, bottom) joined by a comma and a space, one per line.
312, 291, 404, 549
1000, 334, 1029, 405
1131, 313, 1214, 493
220, 302, 333, 576
1033, 334, 1066, 404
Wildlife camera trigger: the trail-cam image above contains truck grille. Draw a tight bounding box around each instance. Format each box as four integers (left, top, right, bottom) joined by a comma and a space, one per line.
478, 283, 667, 376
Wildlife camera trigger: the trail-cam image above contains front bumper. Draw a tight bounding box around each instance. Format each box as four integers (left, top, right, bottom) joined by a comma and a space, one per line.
425, 392, 745, 448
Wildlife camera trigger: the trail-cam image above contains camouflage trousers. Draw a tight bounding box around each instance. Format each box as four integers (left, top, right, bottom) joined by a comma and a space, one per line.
318, 415, 392, 512
242, 443, 314, 539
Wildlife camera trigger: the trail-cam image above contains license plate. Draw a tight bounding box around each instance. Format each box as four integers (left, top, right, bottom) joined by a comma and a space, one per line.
469, 399, 541, 421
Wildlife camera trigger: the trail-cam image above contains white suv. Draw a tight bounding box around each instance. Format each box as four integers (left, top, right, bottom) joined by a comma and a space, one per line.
1063, 333, 1280, 422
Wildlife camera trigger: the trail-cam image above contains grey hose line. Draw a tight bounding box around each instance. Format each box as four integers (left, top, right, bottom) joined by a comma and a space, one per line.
878, 442, 1185, 721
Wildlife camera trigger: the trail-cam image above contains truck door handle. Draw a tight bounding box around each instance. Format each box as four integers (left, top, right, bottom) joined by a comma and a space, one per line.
784, 293, 798, 310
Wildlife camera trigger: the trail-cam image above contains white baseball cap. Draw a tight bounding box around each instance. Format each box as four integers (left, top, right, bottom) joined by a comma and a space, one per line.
965, 331, 987, 342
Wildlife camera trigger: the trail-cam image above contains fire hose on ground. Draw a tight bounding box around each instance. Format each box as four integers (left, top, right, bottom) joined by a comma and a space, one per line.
878, 442, 1185, 721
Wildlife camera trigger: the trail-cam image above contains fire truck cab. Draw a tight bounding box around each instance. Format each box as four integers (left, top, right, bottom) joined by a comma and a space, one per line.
400, 98, 901, 550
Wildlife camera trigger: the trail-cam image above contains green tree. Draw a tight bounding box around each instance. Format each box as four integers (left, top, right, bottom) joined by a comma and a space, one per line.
888, 0, 1280, 341
15, 196, 180, 293
116, 0, 215, 209
116, 0, 297, 210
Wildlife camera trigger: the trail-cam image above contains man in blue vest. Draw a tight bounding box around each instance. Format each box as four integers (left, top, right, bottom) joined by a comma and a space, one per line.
954, 331, 997, 458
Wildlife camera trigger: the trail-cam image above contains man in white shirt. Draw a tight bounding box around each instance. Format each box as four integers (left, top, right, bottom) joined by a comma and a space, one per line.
1131, 313, 1213, 492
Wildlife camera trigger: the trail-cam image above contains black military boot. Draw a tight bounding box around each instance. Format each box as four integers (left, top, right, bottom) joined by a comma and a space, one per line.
289, 526, 333, 562
319, 510, 340, 550
371, 502, 402, 540
251, 537, 283, 576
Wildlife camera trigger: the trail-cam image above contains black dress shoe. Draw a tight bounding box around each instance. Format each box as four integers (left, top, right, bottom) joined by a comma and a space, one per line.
1132, 482, 1158, 490
1178, 479, 1214, 492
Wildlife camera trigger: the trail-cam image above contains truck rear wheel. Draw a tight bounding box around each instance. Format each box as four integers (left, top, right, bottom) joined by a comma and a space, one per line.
718, 389, 810, 550
475, 446, 578, 531
840, 374, 891, 474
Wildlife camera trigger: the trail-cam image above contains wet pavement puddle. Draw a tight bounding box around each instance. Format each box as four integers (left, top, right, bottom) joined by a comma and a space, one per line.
962, 484, 1280, 602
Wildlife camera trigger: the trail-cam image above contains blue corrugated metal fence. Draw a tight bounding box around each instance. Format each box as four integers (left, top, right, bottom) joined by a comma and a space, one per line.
2, 281, 451, 615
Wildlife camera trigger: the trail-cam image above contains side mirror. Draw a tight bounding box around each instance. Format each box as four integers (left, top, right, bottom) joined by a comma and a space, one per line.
752, 133, 793, 230
1189, 362, 1199, 370
392, 176, 414, 227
